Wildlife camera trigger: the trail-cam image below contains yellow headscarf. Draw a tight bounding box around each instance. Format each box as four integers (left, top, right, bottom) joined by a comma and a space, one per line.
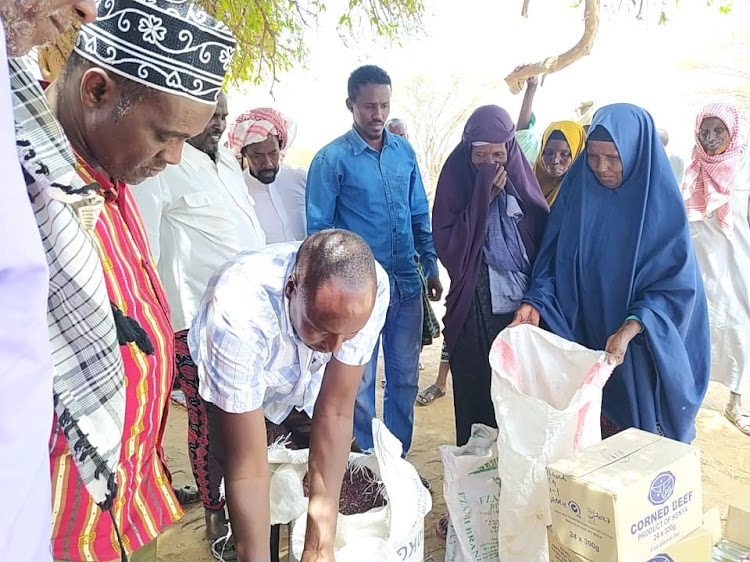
533, 121, 586, 207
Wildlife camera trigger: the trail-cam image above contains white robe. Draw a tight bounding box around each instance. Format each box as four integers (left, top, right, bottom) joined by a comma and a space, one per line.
690, 158, 750, 395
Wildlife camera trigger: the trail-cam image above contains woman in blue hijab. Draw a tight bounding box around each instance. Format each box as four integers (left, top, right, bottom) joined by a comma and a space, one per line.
511, 103, 710, 443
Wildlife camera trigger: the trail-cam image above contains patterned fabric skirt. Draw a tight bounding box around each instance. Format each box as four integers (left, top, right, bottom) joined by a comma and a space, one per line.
175, 330, 225, 511
600, 415, 664, 440
600, 414, 624, 440
418, 262, 441, 346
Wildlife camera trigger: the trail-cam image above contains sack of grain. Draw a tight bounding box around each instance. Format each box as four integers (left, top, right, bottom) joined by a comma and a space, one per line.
489, 325, 613, 562
440, 424, 500, 562
287, 420, 432, 562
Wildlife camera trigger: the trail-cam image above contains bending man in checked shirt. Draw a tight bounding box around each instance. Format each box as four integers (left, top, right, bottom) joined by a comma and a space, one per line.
189, 229, 389, 562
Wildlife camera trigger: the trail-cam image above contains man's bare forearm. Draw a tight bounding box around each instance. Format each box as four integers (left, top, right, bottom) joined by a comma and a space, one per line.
303, 411, 352, 555
209, 405, 273, 562
517, 81, 538, 130
226, 474, 271, 561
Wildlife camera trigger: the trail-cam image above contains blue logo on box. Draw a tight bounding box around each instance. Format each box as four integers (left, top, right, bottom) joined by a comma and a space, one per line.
568, 501, 581, 518
647, 556, 674, 562
648, 472, 675, 506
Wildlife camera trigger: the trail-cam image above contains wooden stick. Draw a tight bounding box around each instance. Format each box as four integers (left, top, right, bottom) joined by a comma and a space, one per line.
521, 0, 531, 17
505, 0, 600, 94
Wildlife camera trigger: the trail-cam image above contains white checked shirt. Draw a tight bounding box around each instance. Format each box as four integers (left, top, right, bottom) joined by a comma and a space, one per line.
133, 144, 266, 331
189, 242, 389, 423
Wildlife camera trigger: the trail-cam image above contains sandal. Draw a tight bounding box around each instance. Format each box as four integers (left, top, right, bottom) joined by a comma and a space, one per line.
436, 513, 449, 541
725, 409, 750, 436
420, 476, 432, 493
416, 384, 445, 406
211, 533, 238, 561
173, 484, 201, 505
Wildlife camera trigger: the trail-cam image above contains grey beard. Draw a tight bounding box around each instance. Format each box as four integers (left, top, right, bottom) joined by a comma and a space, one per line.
1, 2, 68, 56
2, 16, 35, 56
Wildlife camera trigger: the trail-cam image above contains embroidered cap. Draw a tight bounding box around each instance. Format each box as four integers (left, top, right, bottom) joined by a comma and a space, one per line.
74, 0, 236, 104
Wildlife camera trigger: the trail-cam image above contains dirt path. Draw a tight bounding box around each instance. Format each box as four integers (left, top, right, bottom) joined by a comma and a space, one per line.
157, 342, 750, 561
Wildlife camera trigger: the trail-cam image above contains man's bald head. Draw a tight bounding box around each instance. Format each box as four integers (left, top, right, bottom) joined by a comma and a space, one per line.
294, 230, 376, 299
386, 118, 408, 139
287, 230, 378, 354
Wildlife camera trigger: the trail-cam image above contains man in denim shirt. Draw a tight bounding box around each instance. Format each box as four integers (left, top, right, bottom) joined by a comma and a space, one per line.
306, 65, 442, 455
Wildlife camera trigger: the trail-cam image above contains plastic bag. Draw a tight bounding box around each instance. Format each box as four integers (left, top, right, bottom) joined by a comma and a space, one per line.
267, 444, 310, 525
444, 521, 464, 562
489, 325, 613, 562
440, 424, 500, 562
285, 419, 432, 561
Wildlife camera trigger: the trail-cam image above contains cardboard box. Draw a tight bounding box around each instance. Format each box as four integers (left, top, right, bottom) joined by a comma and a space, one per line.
547, 525, 713, 562
547, 428, 703, 562
702, 507, 723, 546
654, 525, 713, 561
724, 505, 750, 549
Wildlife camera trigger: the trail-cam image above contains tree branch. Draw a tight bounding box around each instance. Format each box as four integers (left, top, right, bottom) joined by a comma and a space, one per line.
521, 0, 531, 17
506, 0, 600, 94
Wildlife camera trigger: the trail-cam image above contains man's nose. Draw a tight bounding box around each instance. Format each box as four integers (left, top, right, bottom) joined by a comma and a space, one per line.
72, 0, 97, 24
162, 141, 184, 166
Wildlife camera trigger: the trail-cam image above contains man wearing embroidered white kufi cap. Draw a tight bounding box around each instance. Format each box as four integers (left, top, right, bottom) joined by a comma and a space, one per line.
229, 108, 308, 243
45, 0, 236, 560
132, 88, 267, 558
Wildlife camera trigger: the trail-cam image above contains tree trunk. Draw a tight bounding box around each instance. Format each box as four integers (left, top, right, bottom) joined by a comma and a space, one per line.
521, 0, 531, 17
505, 0, 600, 94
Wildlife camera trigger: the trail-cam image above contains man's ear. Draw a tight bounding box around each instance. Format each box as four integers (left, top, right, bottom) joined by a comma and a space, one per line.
284, 276, 296, 300
80, 68, 118, 109
345, 97, 353, 113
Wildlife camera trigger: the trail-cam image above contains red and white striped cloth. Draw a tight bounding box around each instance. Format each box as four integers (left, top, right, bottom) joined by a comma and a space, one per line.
681, 101, 743, 232
227, 107, 296, 158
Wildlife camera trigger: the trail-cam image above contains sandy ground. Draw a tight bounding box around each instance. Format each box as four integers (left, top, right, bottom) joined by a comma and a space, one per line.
158, 341, 750, 561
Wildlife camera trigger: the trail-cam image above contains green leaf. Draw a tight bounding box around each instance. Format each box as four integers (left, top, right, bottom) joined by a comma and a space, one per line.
197, 0, 425, 85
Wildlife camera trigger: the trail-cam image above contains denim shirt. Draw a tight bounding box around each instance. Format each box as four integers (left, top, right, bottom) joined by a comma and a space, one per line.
306, 128, 438, 301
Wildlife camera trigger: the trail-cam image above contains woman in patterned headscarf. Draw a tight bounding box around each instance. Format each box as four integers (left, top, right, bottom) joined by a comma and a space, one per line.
681, 101, 750, 437
534, 121, 587, 207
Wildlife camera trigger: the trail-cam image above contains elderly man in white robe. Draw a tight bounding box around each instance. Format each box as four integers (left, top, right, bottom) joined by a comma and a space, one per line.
228, 108, 308, 243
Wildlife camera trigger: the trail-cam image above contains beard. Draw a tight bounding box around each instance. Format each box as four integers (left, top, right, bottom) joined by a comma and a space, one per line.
251, 166, 280, 185
102, 157, 167, 186
1, 6, 35, 56
1, 2, 70, 56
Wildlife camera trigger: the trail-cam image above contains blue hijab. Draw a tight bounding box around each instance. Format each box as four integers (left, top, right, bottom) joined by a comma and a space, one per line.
523, 103, 710, 442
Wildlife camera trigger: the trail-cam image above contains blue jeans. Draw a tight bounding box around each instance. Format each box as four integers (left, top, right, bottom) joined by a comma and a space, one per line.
354, 286, 422, 456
